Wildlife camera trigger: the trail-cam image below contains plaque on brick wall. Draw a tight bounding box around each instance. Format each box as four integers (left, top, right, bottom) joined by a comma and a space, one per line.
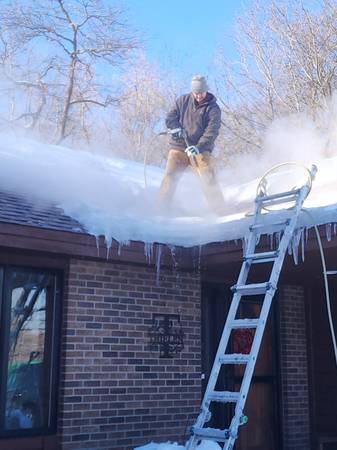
149, 313, 184, 358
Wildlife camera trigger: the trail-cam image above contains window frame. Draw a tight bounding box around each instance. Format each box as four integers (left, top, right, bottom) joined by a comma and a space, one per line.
0, 264, 62, 439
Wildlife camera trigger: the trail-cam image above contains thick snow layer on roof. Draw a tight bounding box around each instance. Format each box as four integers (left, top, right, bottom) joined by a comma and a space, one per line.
0, 131, 337, 247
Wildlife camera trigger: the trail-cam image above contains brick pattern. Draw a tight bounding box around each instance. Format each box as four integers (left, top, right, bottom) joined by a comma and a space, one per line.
279, 285, 310, 450
58, 258, 202, 450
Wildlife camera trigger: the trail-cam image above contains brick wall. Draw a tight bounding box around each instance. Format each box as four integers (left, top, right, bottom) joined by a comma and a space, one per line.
58, 258, 202, 450
278, 285, 310, 450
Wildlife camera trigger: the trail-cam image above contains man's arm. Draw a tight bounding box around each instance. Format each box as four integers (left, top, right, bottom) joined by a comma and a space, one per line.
196, 105, 221, 152
165, 100, 181, 129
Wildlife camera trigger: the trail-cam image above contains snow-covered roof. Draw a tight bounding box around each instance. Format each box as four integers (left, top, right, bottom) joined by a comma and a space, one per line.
0, 132, 336, 248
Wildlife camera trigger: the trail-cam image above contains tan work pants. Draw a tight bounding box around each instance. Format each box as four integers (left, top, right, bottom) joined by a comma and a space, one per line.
159, 149, 226, 215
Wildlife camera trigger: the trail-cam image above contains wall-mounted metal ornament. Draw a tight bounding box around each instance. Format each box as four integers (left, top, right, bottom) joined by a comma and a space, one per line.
149, 313, 184, 358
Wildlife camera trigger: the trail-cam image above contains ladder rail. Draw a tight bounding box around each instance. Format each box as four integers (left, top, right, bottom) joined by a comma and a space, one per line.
192, 200, 263, 430
224, 212, 297, 443
224, 189, 309, 449
187, 169, 316, 450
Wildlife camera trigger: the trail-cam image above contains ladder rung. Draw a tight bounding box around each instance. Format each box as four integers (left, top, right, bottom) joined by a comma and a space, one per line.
256, 188, 300, 203
260, 198, 297, 208
219, 354, 250, 364
209, 391, 240, 403
231, 282, 272, 295
244, 250, 279, 263
191, 426, 229, 442
249, 219, 290, 232
231, 319, 259, 329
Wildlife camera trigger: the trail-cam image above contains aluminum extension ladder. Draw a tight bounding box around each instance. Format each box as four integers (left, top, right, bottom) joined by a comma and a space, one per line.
186, 165, 317, 450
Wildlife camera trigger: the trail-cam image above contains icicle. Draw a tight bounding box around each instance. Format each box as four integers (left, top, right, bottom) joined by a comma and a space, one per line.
241, 236, 249, 255
276, 231, 281, 248
301, 228, 305, 263
334, 223, 337, 236
167, 244, 175, 259
168, 244, 180, 287
241, 238, 245, 255
192, 245, 202, 275
291, 236, 298, 266
155, 244, 162, 286
117, 242, 122, 256
269, 233, 274, 250
255, 233, 261, 245
192, 246, 197, 272
106, 238, 113, 260
95, 235, 100, 257
287, 241, 292, 256
292, 232, 298, 261
168, 244, 177, 269
326, 223, 332, 242
103, 236, 111, 260
144, 242, 154, 264
291, 229, 302, 265
197, 245, 202, 276
305, 227, 309, 243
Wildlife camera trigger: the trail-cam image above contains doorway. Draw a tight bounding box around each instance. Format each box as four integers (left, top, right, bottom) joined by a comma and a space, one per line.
201, 283, 281, 450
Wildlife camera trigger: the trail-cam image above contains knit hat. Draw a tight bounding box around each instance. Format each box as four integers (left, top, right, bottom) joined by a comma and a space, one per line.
191, 75, 208, 93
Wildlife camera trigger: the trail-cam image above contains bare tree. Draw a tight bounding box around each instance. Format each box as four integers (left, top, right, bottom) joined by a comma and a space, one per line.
0, 30, 51, 132
117, 53, 178, 165
0, 0, 138, 142
215, 0, 337, 160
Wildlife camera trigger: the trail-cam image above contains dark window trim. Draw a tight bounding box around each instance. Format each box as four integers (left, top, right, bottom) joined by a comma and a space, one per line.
0, 434, 59, 450
0, 267, 8, 433
0, 249, 68, 271
0, 264, 63, 440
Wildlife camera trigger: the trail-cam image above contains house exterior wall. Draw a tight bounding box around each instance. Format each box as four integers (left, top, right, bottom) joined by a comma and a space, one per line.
308, 279, 337, 448
278, 285, 310, 450
58, 258, 202, 450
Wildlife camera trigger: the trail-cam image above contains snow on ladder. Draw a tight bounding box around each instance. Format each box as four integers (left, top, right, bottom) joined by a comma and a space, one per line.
185, 164, 317, 450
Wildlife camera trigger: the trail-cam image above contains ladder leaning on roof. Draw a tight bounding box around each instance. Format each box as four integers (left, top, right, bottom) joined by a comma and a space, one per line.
186, 164, 317, 450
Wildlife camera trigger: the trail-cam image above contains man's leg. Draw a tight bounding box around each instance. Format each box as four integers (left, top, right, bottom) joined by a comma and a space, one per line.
191, 151, 227, 215
159, 149, 189, 207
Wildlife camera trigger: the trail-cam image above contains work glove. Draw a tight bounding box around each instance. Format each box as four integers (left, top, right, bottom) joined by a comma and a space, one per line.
185, 145, 199, 157
170, 127, 183, 140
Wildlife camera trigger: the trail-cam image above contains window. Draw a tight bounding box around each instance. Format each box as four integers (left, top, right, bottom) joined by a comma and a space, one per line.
0, 266, 62, 438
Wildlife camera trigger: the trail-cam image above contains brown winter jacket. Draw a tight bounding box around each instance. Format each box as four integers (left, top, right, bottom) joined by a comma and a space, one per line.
165, 93, 221, 153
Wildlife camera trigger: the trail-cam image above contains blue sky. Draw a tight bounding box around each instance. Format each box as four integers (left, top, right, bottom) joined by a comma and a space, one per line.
121, 0, 246, 83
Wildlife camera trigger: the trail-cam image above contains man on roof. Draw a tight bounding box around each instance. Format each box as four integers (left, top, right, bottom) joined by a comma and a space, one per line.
159, 74, 226, 215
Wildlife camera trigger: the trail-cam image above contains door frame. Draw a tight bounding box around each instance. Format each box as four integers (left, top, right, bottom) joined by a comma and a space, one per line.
201, 281, 282, 449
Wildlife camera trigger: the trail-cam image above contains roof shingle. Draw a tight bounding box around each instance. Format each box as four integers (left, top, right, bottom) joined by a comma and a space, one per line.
0, 191, 87, 234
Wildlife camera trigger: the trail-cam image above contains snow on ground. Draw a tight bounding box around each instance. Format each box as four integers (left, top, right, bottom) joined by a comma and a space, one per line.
0, 131, 337, 248
134, 440, 221, 450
